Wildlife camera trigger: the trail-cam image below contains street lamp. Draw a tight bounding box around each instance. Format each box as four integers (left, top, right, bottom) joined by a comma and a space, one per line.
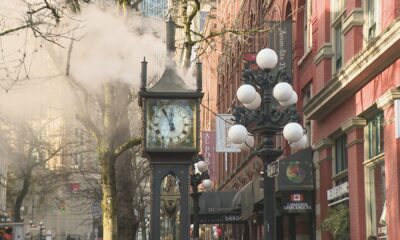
190, 154, 211, 239
228, 48, 307, 240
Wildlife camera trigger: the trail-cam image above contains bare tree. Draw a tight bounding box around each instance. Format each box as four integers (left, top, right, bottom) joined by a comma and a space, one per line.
0, 120, 74, 222
131, 148, 151, 240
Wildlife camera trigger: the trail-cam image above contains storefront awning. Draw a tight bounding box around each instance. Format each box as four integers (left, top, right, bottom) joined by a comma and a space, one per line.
230, 175, 264, 220
190, 192, 244, 224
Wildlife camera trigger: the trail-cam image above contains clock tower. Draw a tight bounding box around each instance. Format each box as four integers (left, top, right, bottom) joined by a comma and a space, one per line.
138, 18, 203, 240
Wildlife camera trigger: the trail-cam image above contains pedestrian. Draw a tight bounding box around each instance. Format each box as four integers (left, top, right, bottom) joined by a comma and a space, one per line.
367, 236, 377, 240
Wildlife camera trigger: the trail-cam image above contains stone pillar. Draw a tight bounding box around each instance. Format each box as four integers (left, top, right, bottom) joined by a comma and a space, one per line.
314, 138, 333, 240
377, 89, 400, 239
341, 117, 367, 240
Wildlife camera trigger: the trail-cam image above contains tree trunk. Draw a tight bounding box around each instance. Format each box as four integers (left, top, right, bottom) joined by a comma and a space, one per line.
14, 172, 31, 222
114, 83, 136, 239
100, 150, 118, 240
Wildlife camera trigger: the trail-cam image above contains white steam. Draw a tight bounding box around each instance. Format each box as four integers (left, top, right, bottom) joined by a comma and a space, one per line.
68, 7, 166, 91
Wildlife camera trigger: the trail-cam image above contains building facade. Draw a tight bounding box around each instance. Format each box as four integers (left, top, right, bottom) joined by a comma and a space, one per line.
303, 0, 400, 239
200, 0, 400, 239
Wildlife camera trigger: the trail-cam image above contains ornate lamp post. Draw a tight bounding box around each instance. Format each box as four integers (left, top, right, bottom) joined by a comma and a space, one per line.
190, 154, 212, 239
228, 48, 307, 240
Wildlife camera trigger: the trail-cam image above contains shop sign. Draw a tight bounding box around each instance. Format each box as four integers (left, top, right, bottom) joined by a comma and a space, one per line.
201, 131, 218, 180
199, 213, 244, 224
282, 192, 313, 213
215, 114, 240, 152
327, 182, 348, 201
277, 147, 314, 191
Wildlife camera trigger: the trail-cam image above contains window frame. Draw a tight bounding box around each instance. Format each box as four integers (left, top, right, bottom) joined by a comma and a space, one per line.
364, 0, 380, 41
334, 134, 348, 175
366, 112, 384, 159
364, 155, 385, 237
331, 0, 346, 73
364, 110, 386, 238
304, 0, 313, 52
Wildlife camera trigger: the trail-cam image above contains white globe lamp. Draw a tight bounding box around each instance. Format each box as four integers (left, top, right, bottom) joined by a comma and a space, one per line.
196, 160, 207, 172
290, 135, 308, 149
256, 48, 278, 69
283, 122, 304, 143
237, 135, 255, 150
202, 179, 212, 190
244, 92, 261, 110
228, 124, 248, 144
236, 84, 256, 104
279, 91, 298, 107
273, 82, 294, 103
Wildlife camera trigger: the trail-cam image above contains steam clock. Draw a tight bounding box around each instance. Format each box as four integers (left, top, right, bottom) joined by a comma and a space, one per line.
139, 18, 203, 240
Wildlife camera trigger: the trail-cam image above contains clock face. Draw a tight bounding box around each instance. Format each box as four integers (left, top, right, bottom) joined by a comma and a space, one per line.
151, 104, 192, 144
146, 99, 197, 150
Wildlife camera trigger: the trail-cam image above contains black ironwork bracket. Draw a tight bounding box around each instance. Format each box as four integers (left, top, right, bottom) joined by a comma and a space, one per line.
190, 154, 210, 193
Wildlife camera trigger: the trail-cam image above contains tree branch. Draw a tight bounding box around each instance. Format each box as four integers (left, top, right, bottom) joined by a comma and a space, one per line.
114, 138, 141, 158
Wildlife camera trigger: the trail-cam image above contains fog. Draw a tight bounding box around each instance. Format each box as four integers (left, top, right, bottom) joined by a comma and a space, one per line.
0, 3, 168, 123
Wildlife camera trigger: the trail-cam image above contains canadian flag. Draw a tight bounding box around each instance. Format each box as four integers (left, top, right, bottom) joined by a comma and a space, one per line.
291, 194, 304, 202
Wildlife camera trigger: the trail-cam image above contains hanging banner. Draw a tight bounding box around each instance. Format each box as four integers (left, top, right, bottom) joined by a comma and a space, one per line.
268, 21, 293, 76
201, 131, 218, 180
215, 114, 240, 152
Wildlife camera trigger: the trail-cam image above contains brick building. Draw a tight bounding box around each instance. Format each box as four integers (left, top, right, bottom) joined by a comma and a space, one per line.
200, 0, 400, 239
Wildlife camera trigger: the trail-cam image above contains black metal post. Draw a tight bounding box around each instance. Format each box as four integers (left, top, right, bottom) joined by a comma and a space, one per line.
190, 154, 209, 239
258, 138, 282, 240
191, 191, 201, 239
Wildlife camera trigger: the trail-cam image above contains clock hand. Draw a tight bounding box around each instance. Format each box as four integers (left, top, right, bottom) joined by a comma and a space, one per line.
162, 108, 175, 131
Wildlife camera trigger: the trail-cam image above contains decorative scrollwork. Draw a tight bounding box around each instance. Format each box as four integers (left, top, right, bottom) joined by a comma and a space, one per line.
190, 154, 210, 193
233, 67, 299, 133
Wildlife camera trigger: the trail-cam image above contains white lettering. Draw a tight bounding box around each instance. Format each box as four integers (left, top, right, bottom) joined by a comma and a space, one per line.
327, 182, 349, 201
283, 203, 312, 211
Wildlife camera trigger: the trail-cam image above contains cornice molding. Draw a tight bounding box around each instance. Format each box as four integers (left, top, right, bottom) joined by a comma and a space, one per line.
313, 138, 333, 151
342, 8, 364, 35
304, 18, 400, 120
346, 139, 364, 148
341, 117, 367, 133
376, 89, 400, 110
313, 43, 333, 65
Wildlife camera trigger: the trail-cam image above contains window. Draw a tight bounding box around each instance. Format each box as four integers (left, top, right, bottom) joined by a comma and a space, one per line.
304, 0, 313, 51
364, 111, 386, 238
332, 0, 346, 71
365, 160, 386, 238
335, 134, 348, 174
302, 83, 312, 148
367, 112, 384, 159
334, 25, 343, 70
367, 0, 377, 39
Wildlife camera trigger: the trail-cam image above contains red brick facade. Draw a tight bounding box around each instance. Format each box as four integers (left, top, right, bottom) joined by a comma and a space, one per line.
200, 0, 400, 239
